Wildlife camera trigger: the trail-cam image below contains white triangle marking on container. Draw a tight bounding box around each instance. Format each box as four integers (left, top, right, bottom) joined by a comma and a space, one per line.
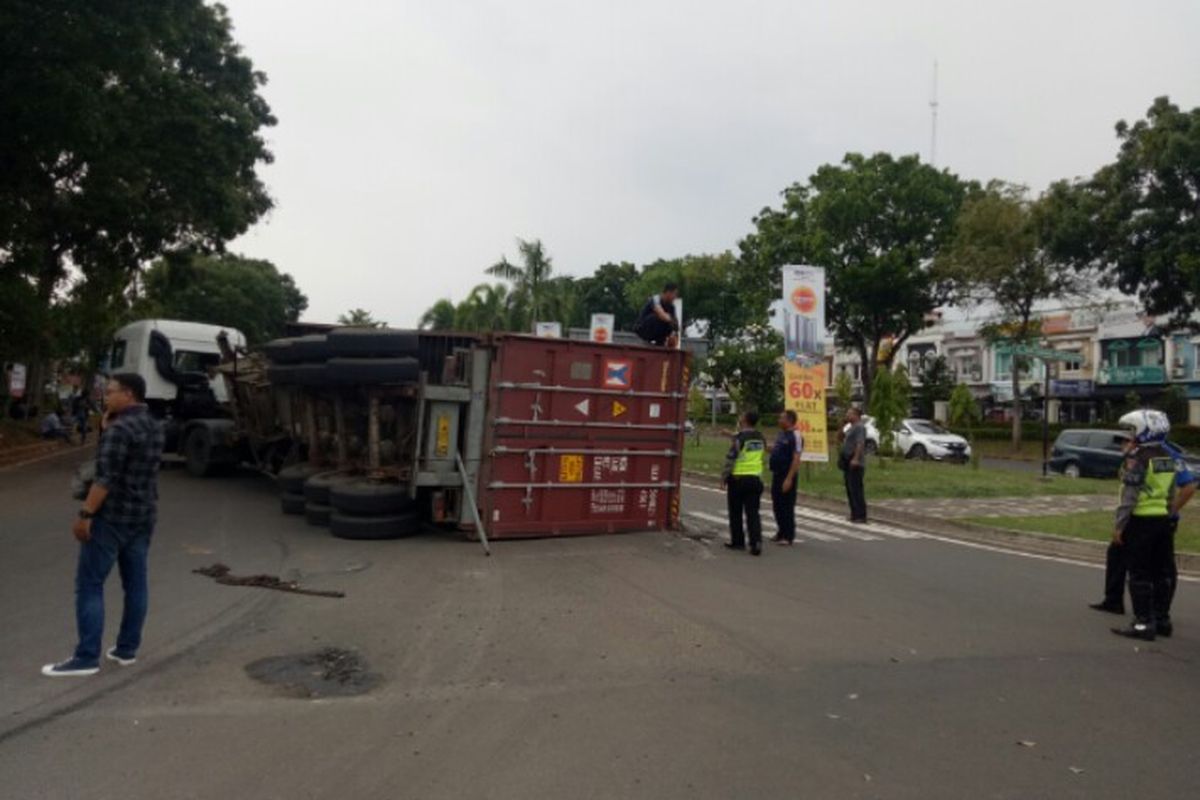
575, 399, 590, 415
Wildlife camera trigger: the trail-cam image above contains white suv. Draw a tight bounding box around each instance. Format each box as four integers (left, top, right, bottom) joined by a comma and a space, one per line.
894, 418, 971, 462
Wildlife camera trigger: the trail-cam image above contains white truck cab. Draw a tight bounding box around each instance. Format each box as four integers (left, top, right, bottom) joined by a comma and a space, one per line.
108, 319, 246, 405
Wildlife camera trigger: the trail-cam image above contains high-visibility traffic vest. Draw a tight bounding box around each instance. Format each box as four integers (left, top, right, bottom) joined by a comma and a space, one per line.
732, 431, 766, 477
1124, 445, 1177, 518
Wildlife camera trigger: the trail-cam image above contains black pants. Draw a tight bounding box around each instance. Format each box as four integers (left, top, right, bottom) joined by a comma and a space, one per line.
1124, 516, 1175, 626
727, 476, 764, 550
843, 466, 867, 521
1104, 523, 1178, 613
771, 473, 797, 543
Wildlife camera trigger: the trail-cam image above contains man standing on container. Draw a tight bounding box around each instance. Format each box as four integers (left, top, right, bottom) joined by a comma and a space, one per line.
633, 282, 680, 347
42, 374, 165, 677
770, 410, 803, 545
721, 410, 766, 556
840, 407, 868, 524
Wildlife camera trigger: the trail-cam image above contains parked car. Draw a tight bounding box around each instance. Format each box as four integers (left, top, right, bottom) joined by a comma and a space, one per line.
841, 415, 880, 454
894, 418, 972, 462
1048, 429, 1130, 478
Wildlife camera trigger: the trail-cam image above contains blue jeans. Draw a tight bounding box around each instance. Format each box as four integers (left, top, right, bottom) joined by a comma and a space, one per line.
74, 517, 153, 666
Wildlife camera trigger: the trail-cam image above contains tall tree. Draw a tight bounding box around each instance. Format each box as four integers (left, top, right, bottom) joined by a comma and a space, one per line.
1046, 97, 1200, 326
338, 309, 386, 328
937, 182, 1089, 448
418, 300, 458, 331
456, 283, 517, 332
486, 239, 554, 323
742, 153, 970, 407
0, 0, 275, 387
575, 262, 639, 329
136, 254, 307, 345
629, 252, 761, 344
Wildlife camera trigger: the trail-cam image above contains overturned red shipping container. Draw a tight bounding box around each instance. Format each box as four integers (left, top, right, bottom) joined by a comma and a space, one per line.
478, 336, 689, 539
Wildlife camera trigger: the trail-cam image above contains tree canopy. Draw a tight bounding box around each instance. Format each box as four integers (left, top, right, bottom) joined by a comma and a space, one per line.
1046, 97, 1200, 326
136, 254, 306, 345
338, 309, 386, 328
743, 153, 971, 406
0, 0, 275, 376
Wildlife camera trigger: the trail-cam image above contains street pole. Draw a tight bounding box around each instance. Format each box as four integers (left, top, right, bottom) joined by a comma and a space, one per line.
1042, 362, 1051, 478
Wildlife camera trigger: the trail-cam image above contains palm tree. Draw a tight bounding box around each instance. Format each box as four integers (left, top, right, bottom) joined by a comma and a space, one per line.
457, 284, 517, 332
486, 238, 554, 322
418, 299, 458, 330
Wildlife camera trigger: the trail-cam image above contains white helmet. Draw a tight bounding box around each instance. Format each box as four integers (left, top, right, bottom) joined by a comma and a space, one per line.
1118, 409, 1170, 444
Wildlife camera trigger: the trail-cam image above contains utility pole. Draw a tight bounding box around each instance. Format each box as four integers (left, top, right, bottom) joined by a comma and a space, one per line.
929, 60, 939, 166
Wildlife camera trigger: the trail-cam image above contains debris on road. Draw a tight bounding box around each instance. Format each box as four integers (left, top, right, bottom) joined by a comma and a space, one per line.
1017, 740, 1037, 748
193, 563, 345, 598
246, 647, 379, 698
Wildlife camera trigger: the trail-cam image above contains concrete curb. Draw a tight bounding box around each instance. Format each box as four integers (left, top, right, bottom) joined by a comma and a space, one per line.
680, 469, 1200, 577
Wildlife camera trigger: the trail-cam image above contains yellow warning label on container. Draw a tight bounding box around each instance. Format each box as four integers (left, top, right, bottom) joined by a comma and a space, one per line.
559, 454, 583, 483
612, 400, 627, 418
435, 414, 451, 457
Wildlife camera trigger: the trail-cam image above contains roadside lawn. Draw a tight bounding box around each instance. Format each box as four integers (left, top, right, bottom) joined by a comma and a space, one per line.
682, 435, 1114, 500
966, 511, 1200, 554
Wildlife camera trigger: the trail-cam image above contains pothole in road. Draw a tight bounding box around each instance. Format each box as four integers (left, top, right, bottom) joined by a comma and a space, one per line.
245, 647, 381, 698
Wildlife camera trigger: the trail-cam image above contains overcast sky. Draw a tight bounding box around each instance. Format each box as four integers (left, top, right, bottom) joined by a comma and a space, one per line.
221, 0, 1200, 327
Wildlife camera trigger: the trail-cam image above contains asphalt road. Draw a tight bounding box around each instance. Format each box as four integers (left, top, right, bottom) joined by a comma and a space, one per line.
2, 452, 1199, 799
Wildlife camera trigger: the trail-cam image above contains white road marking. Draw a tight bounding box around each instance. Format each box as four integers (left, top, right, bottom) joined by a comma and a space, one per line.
686, 510, 844, 542
681, 481, 1200, 580
798, 508, 922, 540
800, 517, 882, 542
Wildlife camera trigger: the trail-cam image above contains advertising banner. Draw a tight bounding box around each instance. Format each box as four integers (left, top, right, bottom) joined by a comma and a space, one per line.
534, 321, 562, 338
784, 362, 829, 461
781, 265, 828, 462
590, 313, 615, 344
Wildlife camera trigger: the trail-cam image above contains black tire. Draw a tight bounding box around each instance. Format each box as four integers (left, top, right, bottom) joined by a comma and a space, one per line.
288, 334, 329, 363
330, 510, 421, 540
327, 328, 419, 358
304, 471, 354, 504
266, 365, 297, 385
1063, 462, 1082, 479
292, 363, 329, 387
278, 462, 326, 494
183, 426, 216, 478
262, 338, 297, 364
865, 440, 878, 455
281, 491, 307, 515
908, 444, 928, 461
327, 357, 419, 385
331, 479, 414, 515
305, 502, 332, 527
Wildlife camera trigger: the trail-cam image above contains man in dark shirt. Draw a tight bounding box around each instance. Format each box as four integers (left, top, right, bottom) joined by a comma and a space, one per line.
633, 282, 680, 347
769, 410, 803, 544
43, 373, 165, 677
840, 407, 868, 523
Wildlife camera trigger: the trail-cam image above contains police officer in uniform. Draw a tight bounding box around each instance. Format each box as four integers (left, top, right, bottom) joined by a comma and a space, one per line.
721, 410, 766, 556
1111, 409, 1179, 641
1091, 433, 1197, 616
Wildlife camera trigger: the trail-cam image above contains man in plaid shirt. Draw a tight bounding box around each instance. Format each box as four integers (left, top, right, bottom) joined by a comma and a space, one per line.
43, 373, 165, 677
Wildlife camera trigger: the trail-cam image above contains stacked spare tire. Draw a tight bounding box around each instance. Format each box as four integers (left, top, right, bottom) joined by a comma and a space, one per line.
263, 328, 425, 541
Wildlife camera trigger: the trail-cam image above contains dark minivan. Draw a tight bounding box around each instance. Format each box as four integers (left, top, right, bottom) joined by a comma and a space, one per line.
1048, 429, 1130, 478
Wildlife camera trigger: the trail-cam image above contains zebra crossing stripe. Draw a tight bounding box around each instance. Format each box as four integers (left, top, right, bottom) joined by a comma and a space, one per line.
799, 516, 882, 541
797, 507, 922, 539
685, 511, 842, 543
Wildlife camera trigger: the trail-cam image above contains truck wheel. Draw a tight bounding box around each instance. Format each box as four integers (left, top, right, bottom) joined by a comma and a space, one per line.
330, 511, 421, 540
305, 502, 333, 526
184, 427, 216, 477
327, 328, 419, 358
304, 471, 355, 505
288, 334, 330, 363
281, 491, 307, 515
262, 338, 297, 364
292, 363, 329, 386
331, 479, 414, 515
266, 365, 297, 385
278, 462, 326, 494
327, 357, 419, 385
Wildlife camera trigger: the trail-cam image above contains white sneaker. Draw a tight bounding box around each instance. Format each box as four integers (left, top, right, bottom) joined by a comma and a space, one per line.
41, 658, 100, 677
105, 647, 137, 666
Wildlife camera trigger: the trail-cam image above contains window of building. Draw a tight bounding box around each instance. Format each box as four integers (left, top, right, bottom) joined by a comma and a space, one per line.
994, 351, 1045, 382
